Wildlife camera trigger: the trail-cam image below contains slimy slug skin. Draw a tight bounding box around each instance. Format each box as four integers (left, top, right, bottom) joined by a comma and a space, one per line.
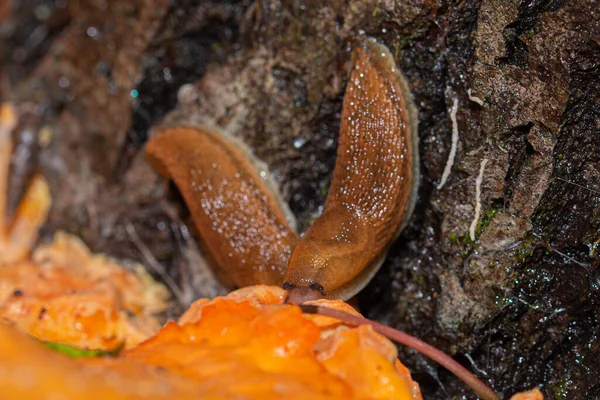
284, 39, 419, 302
146, 38, 418, 302
146, 126, 299, 288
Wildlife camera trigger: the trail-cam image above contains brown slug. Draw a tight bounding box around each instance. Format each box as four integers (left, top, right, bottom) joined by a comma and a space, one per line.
284, 39, 419, 302
146, 126, 299, 288
146, 38, 418, 301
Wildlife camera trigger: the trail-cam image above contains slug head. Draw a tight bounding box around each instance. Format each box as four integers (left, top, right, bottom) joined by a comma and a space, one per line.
283, 283, 325, 304
283, 207, 374, 302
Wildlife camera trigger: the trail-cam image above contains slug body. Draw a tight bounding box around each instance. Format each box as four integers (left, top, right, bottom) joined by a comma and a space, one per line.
145, 39, 418, 301
283, 40, 419, 302
146, 126, 299, 288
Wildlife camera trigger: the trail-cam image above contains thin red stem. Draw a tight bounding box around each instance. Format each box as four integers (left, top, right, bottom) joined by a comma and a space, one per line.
301, 305, 500, 400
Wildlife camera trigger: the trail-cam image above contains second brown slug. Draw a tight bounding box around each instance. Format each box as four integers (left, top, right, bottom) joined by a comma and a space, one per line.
146, 38, 418, 300
284, 39, 419, 302
146, 126, 299, 288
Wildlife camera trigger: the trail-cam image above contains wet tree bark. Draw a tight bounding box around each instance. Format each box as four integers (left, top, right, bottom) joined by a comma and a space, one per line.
1, 0, 599, 398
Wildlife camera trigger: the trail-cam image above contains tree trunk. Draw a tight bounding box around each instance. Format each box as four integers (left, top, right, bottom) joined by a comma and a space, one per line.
1, 0, 598, 398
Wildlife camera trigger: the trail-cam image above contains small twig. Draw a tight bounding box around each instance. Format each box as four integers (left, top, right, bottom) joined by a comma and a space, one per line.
515, 297, 566, 316
502, 240, 523, 251
556, 177, 600, 196
530, 231, 591, 270
124, 221, 185, 305
469, 158, 489, 241
437, 97, 459, 190
300, 305, 500, 400
547, 245, 590, 270
467, 89, 484, 106
465, 353, 488, 377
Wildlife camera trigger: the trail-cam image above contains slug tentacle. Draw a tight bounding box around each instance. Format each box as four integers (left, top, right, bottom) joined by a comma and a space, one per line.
284, 39, 419, 301
145, 126, 299, 288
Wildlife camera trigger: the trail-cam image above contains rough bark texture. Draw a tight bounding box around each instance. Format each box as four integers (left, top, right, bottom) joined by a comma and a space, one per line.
1, 0, 599, 398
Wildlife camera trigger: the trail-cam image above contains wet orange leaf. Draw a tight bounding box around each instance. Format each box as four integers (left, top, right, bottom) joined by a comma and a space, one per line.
0, 286, 424, 400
